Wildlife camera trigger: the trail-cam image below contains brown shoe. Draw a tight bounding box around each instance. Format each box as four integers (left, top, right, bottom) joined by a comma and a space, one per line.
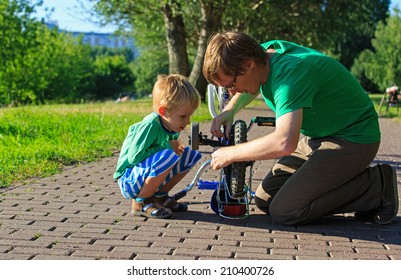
153, 195, 188, 212
132, 198, 172, 219
375, 164, 399, 224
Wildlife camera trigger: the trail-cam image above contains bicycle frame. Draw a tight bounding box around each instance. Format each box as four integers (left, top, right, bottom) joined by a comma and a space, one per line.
176, 85, 275, 219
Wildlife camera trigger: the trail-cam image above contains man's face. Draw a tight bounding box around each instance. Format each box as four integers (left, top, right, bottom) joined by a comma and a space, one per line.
215, 60, 262, 96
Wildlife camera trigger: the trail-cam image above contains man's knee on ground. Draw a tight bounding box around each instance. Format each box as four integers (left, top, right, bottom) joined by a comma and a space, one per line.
254, 195, 270, 213
269, 200, 301, 226
254, 185, 272, 213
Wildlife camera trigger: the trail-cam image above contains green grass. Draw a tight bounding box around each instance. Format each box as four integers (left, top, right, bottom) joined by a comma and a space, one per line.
1, 95, 393, 188
369, 93, 401, 120
0, 98, 218, 188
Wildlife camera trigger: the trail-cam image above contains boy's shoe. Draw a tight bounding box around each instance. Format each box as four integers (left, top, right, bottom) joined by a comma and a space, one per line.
132, 198, 172, 219
375, 164, 399, 225
153, 195, 188, 212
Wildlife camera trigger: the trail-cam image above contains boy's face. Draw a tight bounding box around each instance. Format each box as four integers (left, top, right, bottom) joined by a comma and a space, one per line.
159, 104, 197, 133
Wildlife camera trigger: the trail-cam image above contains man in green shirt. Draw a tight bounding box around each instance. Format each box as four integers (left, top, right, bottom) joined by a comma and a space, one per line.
203, 31, 398, 225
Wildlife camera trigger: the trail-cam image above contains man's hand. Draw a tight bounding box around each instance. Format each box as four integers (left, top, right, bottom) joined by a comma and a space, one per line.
210, 110, 234, 138
210, 147, 232, 170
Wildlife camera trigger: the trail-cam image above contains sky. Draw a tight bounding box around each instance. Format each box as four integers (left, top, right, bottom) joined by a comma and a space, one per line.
33, 0, 401, 34
33, 0, 118, 33
390, 0, 401, 11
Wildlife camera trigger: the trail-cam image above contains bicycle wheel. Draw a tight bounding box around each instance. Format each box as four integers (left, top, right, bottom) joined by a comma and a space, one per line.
229, 120, 247, 198
190, 122, 199, 150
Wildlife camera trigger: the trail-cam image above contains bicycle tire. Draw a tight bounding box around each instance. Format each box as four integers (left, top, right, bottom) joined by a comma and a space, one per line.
190, 122, 199, 150
229, 120, 247, 198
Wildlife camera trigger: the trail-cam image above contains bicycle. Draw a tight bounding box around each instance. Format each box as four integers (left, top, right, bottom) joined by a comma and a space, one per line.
173, 85, 275, 219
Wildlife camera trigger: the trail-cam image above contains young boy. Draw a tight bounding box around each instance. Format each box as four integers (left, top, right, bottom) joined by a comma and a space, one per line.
114, 74, 202, 219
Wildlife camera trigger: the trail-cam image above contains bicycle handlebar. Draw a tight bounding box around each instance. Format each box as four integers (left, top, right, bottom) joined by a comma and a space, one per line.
251, 117, 276, 126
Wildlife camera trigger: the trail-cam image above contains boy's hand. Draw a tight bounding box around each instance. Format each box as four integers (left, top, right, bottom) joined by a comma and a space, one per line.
170, 140, 185, 156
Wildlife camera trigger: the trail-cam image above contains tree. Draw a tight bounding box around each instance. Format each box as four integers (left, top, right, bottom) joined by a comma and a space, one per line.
92, 54, 135, 100
352, 8, 401, 91
0, 0, 46, 104
93, 0, 226, 99
221, 0, 389, 68
0, 0, 95, 105
131, 48, 169, 97
93, 0, 390, 99
322, 0, 390, 69
0, 0, 142, 105
42, 33, 95, 103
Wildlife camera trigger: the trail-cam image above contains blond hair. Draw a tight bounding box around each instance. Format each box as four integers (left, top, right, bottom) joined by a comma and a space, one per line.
203, 31, 268, 84
152, 74, 200, 113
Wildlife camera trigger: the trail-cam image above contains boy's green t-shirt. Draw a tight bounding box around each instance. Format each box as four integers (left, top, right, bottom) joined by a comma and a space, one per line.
260, 40, 380, 144
113, 112, 179, 179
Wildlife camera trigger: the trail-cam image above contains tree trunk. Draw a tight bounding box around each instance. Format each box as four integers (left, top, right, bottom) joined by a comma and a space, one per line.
162, 2, 189, 76
189, 0, 226, 101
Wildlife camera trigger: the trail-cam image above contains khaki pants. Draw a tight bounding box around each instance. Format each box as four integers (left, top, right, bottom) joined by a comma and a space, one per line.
254, 136, 381, 225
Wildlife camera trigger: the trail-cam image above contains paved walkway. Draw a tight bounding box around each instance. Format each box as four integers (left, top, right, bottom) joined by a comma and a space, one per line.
0, 107, 400, 260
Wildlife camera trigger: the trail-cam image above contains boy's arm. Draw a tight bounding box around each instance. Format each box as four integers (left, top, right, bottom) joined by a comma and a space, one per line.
126, 123, 171, 166
114, 123, 170, 180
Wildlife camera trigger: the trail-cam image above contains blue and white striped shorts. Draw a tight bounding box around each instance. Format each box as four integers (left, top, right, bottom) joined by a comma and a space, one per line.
118, 147, 202, 199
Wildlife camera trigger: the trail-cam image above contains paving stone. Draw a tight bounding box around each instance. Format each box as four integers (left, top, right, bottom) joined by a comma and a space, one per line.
1, 107, 400, 260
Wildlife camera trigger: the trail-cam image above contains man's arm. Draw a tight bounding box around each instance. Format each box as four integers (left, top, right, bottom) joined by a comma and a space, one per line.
210, 109, 303, 170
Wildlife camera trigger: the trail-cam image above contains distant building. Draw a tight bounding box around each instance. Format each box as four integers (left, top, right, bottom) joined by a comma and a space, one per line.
46, 20, 139, 58
46, 20, 58, 30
